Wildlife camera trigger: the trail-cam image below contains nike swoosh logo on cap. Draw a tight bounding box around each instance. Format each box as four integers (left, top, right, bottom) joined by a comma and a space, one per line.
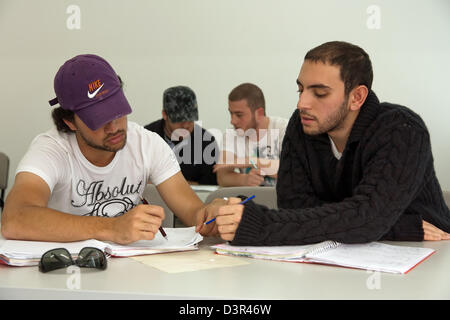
87, 83, 105, 99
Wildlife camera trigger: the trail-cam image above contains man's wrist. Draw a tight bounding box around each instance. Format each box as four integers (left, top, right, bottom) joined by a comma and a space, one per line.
92, 216, 115, 242
239, 173, 249, 186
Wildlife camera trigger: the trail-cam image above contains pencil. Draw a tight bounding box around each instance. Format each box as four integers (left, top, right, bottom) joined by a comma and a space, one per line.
204, 195, 255, 225
249, 159, 258, 169
139, 196, 169, 240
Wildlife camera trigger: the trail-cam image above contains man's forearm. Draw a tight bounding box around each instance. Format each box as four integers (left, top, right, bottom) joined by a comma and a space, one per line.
217, 170, 247, 187
1, 205, 114, 242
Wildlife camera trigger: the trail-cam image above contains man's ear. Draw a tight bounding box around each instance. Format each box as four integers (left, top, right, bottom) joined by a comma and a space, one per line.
254, 107, 265, 120
63, 118, 77, 131
162, 110, 167, 121
349, 85, 369, 111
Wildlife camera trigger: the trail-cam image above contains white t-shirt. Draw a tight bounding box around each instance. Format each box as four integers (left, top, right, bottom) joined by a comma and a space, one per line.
328, 135, 343, 160
16, 121, 180, 217
221, 116, 288, 186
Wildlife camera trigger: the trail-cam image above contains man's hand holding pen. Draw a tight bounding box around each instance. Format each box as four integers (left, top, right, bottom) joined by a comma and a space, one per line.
196, 196, 253, 241
214, 197, 245, 242
195, 197, 230, 237
110, 203, 165, 245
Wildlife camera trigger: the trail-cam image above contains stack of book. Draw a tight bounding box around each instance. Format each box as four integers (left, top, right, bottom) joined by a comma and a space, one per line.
212, 241, 435, 274
0, 227, 203, 266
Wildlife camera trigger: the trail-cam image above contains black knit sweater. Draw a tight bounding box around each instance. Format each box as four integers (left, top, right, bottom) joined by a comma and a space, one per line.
145, 119, 218, 185
232, 91, 450, 245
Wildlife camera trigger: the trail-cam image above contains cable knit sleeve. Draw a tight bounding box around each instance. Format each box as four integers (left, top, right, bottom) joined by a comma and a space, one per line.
232, 113, 429, 246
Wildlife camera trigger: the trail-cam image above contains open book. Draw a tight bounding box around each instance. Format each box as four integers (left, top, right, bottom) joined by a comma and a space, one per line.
0, 227, 203, 267
212, 241, 435, 274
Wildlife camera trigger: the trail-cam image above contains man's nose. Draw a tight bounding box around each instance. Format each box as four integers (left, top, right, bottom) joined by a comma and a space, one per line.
230, 115, 238, 126
297, 92, 312, 111
104, 119, 119, 133
182, 122, 192, 130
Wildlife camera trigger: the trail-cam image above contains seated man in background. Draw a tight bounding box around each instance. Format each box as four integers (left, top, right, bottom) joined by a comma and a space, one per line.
1, 55, 221, 244
214, 83, 288, 187
145, 86, 218, 185
205, 41, 450, 244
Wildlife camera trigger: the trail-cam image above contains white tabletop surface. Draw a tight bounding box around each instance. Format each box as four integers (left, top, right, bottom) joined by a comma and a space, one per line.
1, 234, 449, 300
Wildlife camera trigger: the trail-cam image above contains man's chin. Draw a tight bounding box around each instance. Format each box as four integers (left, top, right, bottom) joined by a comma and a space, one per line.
301, 125, 322, 136
235, 128, 245, 137
104, 138, 127, 152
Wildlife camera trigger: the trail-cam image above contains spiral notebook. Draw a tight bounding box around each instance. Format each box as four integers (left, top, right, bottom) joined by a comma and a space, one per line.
212, 241, 435, 274
0, 227, 203, 266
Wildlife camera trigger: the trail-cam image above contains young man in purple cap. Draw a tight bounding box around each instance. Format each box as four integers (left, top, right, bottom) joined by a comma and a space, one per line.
1, 54, 220, 244
205, 42, 450, 244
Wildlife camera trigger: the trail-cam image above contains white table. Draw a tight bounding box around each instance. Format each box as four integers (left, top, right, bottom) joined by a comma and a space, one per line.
1, 236, 449, 300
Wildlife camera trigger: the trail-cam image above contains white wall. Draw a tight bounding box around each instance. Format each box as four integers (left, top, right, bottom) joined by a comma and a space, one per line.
1, 0, 449, 196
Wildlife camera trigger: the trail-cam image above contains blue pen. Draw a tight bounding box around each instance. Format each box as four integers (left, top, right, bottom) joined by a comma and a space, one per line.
204, 195, 255, 225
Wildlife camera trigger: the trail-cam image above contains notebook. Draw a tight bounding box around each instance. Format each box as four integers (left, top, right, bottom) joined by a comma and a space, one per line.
212, 241, 435, 274
0, 227, 203, 267
190, 185, 219, 192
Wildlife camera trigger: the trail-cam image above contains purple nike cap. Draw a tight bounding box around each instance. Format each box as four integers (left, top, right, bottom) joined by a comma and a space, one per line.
49, 54, 132, 131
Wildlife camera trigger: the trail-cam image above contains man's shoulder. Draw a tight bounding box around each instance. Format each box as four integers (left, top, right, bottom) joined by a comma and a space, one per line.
222, 127, 241, 138
268, 116, 289, 129
128, 121, 165, 141
30, 127, 73, 152
143, 119, 163, 133
194, 123, 217, 141
376, 102, 428, 132
17, 128, 73, 180
124, 122, 175, 165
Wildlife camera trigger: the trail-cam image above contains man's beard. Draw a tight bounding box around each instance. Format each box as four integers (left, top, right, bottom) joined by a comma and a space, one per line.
235, 114, 258, 137
79, 129, 127, 152
301, 98, 349, 135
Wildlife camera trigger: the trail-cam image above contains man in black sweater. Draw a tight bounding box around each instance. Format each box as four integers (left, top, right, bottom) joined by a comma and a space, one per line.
208, 41, 450, 245
145, 86, 218, 185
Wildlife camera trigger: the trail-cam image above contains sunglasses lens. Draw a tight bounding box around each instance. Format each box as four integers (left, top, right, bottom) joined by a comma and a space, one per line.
39, 248, 74, 273
76, 247, 107, 270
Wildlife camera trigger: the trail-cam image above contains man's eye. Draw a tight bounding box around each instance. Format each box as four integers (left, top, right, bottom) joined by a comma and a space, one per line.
314, 92, 327, 98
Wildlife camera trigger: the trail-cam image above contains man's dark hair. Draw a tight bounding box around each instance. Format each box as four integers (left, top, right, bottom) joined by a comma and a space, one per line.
51, 75, 124, 132
51, 107, 75, 133
304, 41, 373, 95
228, 83, 266, 115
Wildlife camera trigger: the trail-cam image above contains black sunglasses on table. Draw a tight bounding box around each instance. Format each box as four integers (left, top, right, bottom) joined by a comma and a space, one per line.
39, 247, 107, 273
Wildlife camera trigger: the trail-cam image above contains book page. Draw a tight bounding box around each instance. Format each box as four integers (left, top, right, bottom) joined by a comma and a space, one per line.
104, 227, 203, 255
212, 241, 338, 259
307, 242, 435, 274
0, 239, 106, 259
212, 243, 312, 258
0, 227, 203, 260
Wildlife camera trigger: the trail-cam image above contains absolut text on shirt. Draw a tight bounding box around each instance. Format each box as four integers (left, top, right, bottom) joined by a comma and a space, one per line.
73, 177, 142, 207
